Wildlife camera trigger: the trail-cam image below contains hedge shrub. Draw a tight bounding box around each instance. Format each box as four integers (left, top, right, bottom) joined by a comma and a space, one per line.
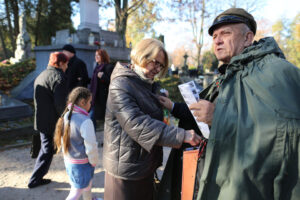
0, 59, 36, 94
157, 75, 184, 103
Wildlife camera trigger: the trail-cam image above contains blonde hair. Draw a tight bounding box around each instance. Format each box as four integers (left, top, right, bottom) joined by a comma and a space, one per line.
130, 38, 169, 78
54, 87, 91, 154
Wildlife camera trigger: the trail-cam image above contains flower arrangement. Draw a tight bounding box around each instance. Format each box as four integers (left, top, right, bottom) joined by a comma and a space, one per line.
94, 41, 100, 46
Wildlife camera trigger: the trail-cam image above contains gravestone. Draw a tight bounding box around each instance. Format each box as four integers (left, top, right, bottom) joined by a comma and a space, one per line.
0, 92, 32, 122
55, 29, 70, 45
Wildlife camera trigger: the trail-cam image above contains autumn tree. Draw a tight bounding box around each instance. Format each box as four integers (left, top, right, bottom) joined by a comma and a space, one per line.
125, 0, 159, 48
170, 0, 209, 68
1, 0, 19, 55
25, 0, 75, 46
286, 13, 300, 68
254, 19, 272, 41
272, 19, 287, 51
99, 0, 146, 44
201, 49, 218, 72
171, 45, 186, 68
0, 0, 76, 58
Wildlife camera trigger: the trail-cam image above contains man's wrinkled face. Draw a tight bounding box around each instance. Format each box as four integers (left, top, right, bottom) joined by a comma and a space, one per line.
212, 23, 249, 64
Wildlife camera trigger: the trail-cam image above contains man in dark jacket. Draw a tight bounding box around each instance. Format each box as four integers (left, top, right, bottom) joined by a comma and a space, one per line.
62, 44, 90, 93
28, 52, 69, 188
160, 8, 300, 200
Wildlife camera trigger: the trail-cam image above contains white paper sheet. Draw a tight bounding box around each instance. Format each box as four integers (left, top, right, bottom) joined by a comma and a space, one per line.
178, 81, 210, 139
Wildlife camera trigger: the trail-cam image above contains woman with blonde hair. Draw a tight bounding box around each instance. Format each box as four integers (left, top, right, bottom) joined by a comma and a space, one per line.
103, 38, 201, 200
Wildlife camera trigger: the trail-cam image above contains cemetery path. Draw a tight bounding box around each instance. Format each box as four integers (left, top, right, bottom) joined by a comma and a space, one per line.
0, 131, 105, 200
0, 130, 170, 200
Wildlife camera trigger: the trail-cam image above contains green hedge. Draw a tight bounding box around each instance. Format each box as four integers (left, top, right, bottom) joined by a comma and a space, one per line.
157, 75, 184, 103
0, 59, 36, 94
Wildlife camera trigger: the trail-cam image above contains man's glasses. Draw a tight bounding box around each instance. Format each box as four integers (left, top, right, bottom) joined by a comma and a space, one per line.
151, 59, 165, 69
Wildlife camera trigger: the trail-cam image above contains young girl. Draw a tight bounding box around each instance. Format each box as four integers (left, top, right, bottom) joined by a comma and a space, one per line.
54, 87, 99, 200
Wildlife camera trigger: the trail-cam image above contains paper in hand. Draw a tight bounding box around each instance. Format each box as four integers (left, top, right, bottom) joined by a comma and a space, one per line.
178, 81, 210, 139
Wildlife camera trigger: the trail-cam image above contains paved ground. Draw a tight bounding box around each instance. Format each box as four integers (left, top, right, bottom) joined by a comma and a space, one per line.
0, 130, 171, 200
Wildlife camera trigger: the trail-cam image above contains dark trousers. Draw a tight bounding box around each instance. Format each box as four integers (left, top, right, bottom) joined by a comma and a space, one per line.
28, 132, 54, 185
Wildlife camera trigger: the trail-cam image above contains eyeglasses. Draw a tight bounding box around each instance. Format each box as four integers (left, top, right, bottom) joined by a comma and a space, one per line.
151, 59, 165, 69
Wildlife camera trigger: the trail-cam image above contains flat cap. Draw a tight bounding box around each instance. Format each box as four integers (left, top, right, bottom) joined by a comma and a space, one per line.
62, 44, 76, 54
208, 8, 257, 36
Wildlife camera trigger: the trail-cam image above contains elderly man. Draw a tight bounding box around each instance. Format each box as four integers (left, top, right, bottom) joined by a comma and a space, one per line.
187, 8, 300, 200
158, 7, 300, 200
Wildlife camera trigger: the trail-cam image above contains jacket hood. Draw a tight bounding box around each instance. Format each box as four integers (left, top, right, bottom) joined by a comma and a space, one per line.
230, 37, 285, 67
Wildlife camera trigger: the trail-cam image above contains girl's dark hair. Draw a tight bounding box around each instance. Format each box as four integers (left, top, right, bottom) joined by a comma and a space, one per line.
48, 52, 69, 68
96, 49, 110, 64
54, 87, 91, 153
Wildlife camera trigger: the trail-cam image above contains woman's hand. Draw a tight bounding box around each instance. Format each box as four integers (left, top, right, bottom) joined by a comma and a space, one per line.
97, 72, 104, 78
184, 130, 201, 146
158, 96, 174, 111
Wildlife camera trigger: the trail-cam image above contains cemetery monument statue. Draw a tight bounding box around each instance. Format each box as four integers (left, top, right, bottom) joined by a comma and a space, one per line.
10, 13, 32, 64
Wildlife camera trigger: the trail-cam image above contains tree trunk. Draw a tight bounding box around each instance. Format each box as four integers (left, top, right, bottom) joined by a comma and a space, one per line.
115, 0, 129, 45
4, 0, 16, 51
11, 0, 19, 37
116, 13, 128, 40
0, 20, 9, 59
114, 0, 144, 46
34, 0, 43, 46
197, 0, 205, 67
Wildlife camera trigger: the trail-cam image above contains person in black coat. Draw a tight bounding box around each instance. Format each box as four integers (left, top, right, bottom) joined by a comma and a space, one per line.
28, 52, 69, 188
157, 86, 216, 200
89, 49, 115, 129
62, 44, 90, 93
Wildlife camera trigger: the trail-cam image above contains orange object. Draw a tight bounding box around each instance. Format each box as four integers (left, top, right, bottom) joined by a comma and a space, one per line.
181, 149, 199, 200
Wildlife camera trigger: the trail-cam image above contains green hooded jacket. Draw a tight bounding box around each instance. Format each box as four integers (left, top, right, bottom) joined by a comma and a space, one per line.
196, 37, 300, 200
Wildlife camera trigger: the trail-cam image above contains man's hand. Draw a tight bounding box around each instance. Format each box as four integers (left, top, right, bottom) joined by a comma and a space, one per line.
184, 130, 201, 146
158, 96, 174, 111
189, 100, 215, 126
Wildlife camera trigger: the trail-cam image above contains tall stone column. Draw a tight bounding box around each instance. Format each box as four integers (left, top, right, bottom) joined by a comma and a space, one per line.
78, 0, 100, 32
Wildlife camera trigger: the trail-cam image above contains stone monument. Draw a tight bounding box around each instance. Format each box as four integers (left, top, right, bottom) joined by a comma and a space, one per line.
10, 13, 32, 64
78, 0, 100, 32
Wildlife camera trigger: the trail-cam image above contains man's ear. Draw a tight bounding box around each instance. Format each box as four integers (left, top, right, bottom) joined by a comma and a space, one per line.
244, 32, 254, 47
